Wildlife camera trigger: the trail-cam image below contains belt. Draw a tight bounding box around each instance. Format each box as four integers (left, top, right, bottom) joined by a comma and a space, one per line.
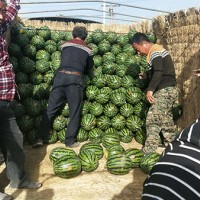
59, 70, 81, 76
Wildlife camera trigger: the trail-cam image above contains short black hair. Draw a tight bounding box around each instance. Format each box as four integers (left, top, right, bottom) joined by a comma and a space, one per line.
72, 26, 88, 40
130, 32, 151, 45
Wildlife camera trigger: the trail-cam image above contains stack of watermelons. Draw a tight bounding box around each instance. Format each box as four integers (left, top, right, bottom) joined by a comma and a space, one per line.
8, 23, 180, 176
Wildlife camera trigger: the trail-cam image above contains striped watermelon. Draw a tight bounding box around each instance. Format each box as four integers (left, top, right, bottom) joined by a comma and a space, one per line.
96, 115, 110, 130
95, 90, 110, 104
77, 128, 88, 142
49, 147, 77, 164
135, 129, 146, 145
121, 76, 134, 88
53, 115, 66, 132
106, 75, 121, 89
116, 35, 129, 47
119, 128, 133, 143
102, 62, 116, 75
81, 101, 91, 116
103, 103, 118, 118
88, 43, 98, 55
91, 29, 105, 44
140, 152, 160, 173
53, 156, 82, 178
47, 130, 58, 144
105, 31, 117, 44
111, 114, 126, 130
98, 40, 111, 54
81, 114, 96, 131
86, 85, 99, 100
115, 64, 127, 77
31, 35, 45, 50
125, 148, 144, 168
111, 44, 122, 56
120, 103, 134, 118
104, 128, 119, 136
106, 154, 133, 175
79, 149, 99, 172
57, 128, 65, 143
102, 52, 115, 63
115, 53, 128, 65
110, 92, 126, 106
88, 128, 103, 143
92, 74, 106, 88
126, 115, 143, 132
102, 133, 120, 148
105, 144, 125, 159
80, 142, 103, 160
89, 102, 103, 116
126, 87, 143, 105
93, 55, 102, 67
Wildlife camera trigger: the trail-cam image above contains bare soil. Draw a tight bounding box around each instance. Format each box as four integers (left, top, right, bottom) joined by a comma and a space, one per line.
0, 140, 149, 200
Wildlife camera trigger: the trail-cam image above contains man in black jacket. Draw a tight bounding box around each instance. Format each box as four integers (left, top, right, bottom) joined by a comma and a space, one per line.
33, 26, 94, 148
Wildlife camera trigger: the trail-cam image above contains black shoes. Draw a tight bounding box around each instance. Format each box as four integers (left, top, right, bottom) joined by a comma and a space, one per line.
32, 139, 43, 148
66, 142, 80, 148
6, 180, 42, 190
19, 180, 42, 189
0, 192, 13, 200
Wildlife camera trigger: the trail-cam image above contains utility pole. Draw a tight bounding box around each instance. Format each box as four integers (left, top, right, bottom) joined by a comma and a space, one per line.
102, 0, 106, 24
108, 0, 120, 24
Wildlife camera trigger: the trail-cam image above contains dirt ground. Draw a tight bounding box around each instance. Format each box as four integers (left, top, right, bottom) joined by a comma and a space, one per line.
0, 140, 151, 200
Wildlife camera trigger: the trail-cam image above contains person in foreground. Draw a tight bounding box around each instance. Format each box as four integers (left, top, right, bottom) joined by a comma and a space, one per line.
0, 0, 42, 199
142, 118, 200, 199
33, 26, 94, 148
131, 32, 179, 154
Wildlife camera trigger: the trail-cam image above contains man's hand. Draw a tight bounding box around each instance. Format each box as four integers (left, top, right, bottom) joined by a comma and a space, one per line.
192, 69, 200, 77
146, 91, 155, 103
139, 72, 147, 80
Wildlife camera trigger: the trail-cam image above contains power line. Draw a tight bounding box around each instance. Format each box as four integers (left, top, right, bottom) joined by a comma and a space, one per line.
19, 8, 152, 20
55, 15, 138, 23
20, 0, 171, 14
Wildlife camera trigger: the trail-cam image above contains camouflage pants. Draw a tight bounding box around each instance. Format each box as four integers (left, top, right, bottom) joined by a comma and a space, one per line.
143, 87, 179, 154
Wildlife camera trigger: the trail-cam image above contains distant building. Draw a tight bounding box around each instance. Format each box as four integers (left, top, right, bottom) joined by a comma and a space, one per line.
28, 16, 101, 24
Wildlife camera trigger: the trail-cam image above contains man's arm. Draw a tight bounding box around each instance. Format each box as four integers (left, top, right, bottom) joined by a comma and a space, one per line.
147, 56, 163, 92
85, 55, 94, 79
2, 0, 20, 33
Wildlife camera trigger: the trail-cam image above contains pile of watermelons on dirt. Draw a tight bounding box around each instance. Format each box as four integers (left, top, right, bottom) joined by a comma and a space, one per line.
9, 24, 182, 177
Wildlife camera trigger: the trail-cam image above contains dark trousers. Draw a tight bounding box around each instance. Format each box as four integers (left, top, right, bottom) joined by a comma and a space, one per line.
0, 100, 26, 188
38, 72, 84, 146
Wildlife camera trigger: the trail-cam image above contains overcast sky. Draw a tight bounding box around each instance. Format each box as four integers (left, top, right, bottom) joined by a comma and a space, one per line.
19, 0, 200, 24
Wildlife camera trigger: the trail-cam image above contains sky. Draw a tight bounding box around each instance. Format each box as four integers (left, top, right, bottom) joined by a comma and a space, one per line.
19, 0, 200, 24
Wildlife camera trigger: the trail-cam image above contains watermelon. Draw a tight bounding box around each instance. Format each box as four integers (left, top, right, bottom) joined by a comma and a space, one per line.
17, 114, 34, 132
81, 114, 96, 131
102, 133, 120, 148
91, 29, 105, 44
77, 128, 88, 142
80, 142, 103, 160
60, 103, 69, 118
88, 43, 98, 55
111, 44, 122, 56
120, 103, 134, 118
111, 114, 126, 130
106, 154, 133, 175
98, 40, 111, 55
92, 74, 106, 88
38, 26, 51, 40
95, 90, 110, 104
15, 71, 29, 84
53, 156, 81, 178
121, 76, 134, 88
25, 26, 37, 39
93, 55, 102, 67
119, 128, 133, 143
140, 152, 160, 173
116, 35, 129, 46
125, 148, 144, 168
102, 62, 116, 75
105, 144, 125, 159
86, 85, 99, 100
18, 83, 33, 99
36, 50, 50, 61
30, 71, 43, 85
11, 101, 26, 118
20, 57, 36, 74
36, 59, 50, 73
23, 44, 37, 59
103, 103, 118, 118
81, 101, 91, 116
96, 116, 110, 130
104, 128, 118, 136
89, 102, 103, 117
47, 130, 58, 144
88, 128, 103, 143
53, 115, 66, 132
126, 115, 143, 132
135, 129, 146, 145
49, 147, 77, 163
31, 35, 45, 50
57, 128, 65, 143
106, 75, 121, 89
78, 148, 99, 172
105, 31, 117, 44
16, 34, 30, 48
110, 92, 126, 106
8, 43, 21, 58
115, 53, 128, 65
